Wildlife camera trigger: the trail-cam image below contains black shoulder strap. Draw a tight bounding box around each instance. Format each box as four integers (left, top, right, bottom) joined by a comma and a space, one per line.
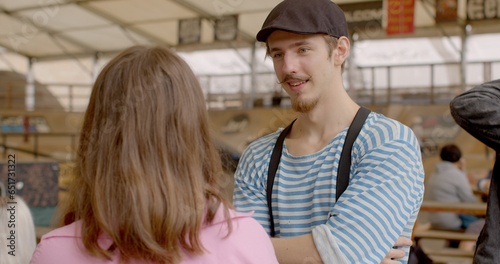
336, 107, 371, 201
266, 107, 370, 237
266, 119, 295, 237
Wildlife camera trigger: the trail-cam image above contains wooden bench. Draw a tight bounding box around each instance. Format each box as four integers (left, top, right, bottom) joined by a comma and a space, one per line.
413, 201, 485, 263
413, 230, 478, 242
423, 247, 474, 258
430, 255, 474, 264
419, 201, 487, 216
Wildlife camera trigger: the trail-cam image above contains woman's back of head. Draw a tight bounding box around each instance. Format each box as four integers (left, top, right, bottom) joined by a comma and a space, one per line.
62, 45, 229, 263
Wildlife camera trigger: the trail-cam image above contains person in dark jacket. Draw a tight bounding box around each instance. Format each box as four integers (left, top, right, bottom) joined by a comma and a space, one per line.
450, 79, 500, 263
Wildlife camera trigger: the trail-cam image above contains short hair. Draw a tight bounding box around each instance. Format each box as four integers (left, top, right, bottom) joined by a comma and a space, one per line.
440, 144, 462, 163
0, 196, 37, 264
60, 45, 231, 263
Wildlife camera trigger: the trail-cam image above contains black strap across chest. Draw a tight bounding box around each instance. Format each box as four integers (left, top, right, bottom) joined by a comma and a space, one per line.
266, 107, 371, 237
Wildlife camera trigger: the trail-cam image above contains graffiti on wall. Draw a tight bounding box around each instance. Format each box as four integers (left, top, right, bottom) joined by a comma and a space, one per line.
410, 111, 460, 156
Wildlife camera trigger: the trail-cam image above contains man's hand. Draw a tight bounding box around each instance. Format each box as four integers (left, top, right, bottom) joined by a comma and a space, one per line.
380, 237, 412, 264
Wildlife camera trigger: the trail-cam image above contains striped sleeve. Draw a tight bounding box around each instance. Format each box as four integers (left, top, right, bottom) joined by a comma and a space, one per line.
312, 117, 425, 263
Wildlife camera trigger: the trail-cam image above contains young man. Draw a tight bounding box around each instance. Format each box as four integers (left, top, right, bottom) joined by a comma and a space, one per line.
233, 0, 425, 263
450, 79, 500, 263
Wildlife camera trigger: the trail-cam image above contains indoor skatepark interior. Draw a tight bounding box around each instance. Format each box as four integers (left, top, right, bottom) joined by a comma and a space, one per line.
2, 0, 500, 263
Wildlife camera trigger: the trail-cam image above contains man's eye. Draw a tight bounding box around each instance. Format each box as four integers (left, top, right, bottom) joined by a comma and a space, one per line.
272, 53, 284, 59
299, 48, 309, 53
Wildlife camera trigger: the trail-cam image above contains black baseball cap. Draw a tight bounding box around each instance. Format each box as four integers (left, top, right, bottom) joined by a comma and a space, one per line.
256, 0, 349, 42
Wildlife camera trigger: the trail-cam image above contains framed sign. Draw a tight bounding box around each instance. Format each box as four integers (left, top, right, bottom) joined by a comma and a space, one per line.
339, 1, 383, 33
178, 18, 201, 45
386, 0, 415, 35
467, 0, 500, 21
215, 15, 238, 41
436, 0, 458, 23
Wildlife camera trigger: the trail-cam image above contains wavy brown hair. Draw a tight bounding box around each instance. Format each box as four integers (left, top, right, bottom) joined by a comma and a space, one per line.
60, 45, 230, 263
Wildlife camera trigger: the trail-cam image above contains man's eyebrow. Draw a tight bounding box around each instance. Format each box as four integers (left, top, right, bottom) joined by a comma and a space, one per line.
293, 40, 311, 47
269, 40, 312, 52
270, 46, 282, 53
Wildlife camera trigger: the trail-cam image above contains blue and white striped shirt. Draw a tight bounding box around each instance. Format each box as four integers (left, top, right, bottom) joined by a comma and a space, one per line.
233, 112, 425, 263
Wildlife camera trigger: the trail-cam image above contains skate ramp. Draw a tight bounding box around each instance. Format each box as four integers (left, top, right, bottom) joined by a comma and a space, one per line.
209, 104, 495, 179
379, 104, 495, 179
208, 107, 298, 157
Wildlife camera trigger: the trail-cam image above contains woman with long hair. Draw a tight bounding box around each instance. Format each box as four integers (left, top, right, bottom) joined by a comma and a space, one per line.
30, 45, 277, 264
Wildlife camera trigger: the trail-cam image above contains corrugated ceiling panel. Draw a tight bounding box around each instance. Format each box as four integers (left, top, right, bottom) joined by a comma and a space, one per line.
133, 21, 178, 45
0, 0, 66, 12
182, 0, 281, 17
86, 0, 197, 23
181, 0, 378, 17
0, 33, 85, 57
33, 57, 94, 83
59, 26, 153, 51
0, 14, 26, 36
238, 12, 268, 39
16, 4, 113, 32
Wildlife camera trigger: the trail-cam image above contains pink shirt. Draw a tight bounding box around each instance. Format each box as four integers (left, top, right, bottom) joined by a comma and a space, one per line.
30, 207, 278, 264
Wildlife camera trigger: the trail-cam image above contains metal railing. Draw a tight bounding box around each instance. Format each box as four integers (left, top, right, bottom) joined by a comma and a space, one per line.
1, 132, 79, 162
2, 60, 498, 162
0, 82, 91, 112
1, 60, 500, 112
199, 60, 500, 108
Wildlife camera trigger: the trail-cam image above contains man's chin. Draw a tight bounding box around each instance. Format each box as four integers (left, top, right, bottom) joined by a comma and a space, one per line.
292, 99, 317, 113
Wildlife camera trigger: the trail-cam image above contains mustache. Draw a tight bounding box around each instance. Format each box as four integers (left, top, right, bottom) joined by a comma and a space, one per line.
278, 74, 310, 84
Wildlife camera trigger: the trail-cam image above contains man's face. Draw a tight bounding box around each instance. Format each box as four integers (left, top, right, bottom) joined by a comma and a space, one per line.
267, 31, 336, 113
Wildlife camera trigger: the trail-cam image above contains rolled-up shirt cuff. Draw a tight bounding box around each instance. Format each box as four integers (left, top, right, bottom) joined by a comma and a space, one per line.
312, 225, 349, 264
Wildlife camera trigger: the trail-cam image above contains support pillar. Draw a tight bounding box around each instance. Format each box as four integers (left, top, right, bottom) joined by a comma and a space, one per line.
460, 24, 471, 92
25, 57, 35, 111
248, 41, 258, 109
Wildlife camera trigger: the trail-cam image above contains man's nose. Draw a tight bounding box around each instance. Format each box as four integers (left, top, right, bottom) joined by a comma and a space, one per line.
281, 54, 298, 74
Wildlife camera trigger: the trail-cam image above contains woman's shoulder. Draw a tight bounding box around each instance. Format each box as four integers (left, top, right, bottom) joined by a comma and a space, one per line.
40, 221, 82, 240
31, 221, 115, 264
186, 207, 278, 264
205, 206, 257, 227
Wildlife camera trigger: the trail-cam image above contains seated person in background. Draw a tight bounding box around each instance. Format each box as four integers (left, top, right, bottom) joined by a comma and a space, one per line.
425, 144, 483, 231
0, 195, 37, 264
30, 45, 278, 264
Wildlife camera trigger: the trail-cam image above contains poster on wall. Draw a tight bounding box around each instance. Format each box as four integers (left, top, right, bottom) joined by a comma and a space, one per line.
436, 0, 458, 23
410, 113, 460, 156
386, 0, 415, 35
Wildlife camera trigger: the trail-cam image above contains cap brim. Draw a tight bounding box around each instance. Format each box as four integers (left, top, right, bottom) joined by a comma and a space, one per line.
256, 27, 276, 42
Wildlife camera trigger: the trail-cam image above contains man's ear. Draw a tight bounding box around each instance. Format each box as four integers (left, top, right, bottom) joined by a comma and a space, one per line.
335, 36, 350, 65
